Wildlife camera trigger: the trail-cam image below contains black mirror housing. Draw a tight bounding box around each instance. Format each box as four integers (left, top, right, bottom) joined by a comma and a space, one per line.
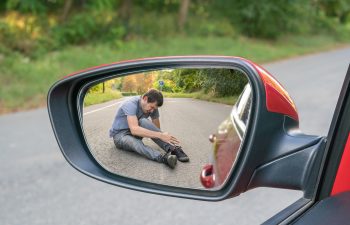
48, 56, 325, 201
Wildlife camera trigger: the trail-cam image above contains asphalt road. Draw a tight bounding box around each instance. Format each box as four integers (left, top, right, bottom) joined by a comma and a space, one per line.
1, 47, 350, 225
83, 97, 233, 189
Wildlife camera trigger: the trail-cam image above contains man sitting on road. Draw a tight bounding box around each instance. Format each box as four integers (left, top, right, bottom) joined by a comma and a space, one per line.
109, 89, 189, 169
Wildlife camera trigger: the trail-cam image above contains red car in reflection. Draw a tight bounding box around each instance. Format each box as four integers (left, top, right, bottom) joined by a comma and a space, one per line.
201, 84, 252, 188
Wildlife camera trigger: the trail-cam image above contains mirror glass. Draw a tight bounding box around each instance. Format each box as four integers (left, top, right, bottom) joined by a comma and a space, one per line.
82, 68, 252, 190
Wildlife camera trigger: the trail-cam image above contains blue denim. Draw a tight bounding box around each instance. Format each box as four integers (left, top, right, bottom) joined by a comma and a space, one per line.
113, 118, 172, 162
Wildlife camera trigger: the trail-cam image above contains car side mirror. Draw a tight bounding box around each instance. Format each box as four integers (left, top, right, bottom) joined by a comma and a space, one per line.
48, 56, 326, 201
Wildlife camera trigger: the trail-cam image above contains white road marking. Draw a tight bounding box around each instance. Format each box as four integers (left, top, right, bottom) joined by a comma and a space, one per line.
83, 102, 121, 116
83, 97, 175, 116
164, 100, 179, 103
83, 98, 196, 116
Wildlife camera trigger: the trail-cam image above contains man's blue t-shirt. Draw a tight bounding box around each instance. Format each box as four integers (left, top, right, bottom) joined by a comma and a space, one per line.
109, 96, 159, 137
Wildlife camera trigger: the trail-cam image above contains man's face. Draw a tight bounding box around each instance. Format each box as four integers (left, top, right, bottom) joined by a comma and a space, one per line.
141, 96, 158, 114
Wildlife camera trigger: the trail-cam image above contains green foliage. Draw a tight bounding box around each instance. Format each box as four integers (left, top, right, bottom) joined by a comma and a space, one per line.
134, 0, 180, 13
153, 79, 180, 93
85, 0, 118, 11
162, 91, 239, 105
152, 69, 203, 93
0, 18, 37, 55
6, 0, 47, 14
319, 0, 350, 23
51, 11, 121, 46
121, 92, 137, 96
88, 83, 104, 93
156, 68, 248, 97
0, 0, 349, 57
172, 69, 202, 93
186, 17, 236, 37
128, 11, 177, 38
0, 34, 347, 113
84, 90, 122, 106
0, 0, 348, 109
0, 1, 7, 12
197, 69, 248, 97
212, 0, 334, 39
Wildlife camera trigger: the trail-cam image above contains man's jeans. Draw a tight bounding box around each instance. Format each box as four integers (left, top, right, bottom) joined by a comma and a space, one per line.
113, 118, 171, 162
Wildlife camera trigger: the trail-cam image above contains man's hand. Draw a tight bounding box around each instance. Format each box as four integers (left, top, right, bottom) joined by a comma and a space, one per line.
127, 116, 180, 145
159, 132, 180, 146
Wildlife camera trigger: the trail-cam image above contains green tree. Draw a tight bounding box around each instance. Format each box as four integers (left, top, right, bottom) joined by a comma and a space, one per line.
178, 0, 190, 31
61, 0, 73, 22
212, 0, 313, 39
198, 69, 248, 97
319, 0, 350, 24
6, 0, 48, 14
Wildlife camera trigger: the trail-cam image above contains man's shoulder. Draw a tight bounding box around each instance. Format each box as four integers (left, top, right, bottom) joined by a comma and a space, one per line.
122, 96, 140, 106
120, 96, 140, 115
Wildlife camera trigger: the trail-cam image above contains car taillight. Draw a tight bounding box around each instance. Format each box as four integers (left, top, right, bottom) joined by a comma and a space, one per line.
200, 164, 215, 188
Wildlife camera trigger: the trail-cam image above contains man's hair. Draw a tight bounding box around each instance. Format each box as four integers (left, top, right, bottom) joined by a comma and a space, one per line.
143, 89, 163, 107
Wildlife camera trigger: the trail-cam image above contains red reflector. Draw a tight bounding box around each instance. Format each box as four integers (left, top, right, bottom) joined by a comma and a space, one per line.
253, 64, 299, 121
265, 83, 299, 121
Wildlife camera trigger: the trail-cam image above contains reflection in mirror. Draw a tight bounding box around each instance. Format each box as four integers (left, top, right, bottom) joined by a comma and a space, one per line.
82, 68, 252, 190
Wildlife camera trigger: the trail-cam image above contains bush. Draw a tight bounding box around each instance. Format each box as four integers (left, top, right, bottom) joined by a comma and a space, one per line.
88, 83, 104, 93
186, 17, 236, 37
170, 69, 202, 93
52, 12, 107, 46
121, 92, 137, 96
198, 69, 248, 97
39, 10, 124, 50
84, 90, 122, 106
128, 11, 177, 38
214, 0, 316, 39
0, 12, 39, 55
152, 79, 181, 93
155, 68, 248, 97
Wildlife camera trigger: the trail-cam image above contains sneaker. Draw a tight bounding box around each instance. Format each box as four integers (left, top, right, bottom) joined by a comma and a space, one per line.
161, 152, 177, 169
171, 146, 190, 162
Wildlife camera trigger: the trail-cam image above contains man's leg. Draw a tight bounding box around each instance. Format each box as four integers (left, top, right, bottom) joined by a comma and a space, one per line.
113, 130, 177, 168
113, 131, 162, 161
139, 118, 190, 162
138, 118, 172, 152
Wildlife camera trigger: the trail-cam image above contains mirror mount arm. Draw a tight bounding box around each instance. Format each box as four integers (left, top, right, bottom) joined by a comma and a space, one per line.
247, 135, 327, 198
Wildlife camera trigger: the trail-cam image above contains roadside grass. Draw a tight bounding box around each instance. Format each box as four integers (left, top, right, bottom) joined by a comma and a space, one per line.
162, 92, 197, 98
163, 91, 238, 105
0, 34, 348, 113
84, 91, 238, 107
84, 90, 123, 107
194, 94, 238, 105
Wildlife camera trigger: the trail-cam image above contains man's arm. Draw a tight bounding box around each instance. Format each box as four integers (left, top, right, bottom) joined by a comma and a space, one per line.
127, 115, 179, 145
127, 115, 160, 138
152, 118, 160, 129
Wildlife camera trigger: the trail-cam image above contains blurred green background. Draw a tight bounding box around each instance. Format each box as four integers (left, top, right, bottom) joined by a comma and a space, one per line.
84, 68, 247, 107
0, 0, 349, 113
